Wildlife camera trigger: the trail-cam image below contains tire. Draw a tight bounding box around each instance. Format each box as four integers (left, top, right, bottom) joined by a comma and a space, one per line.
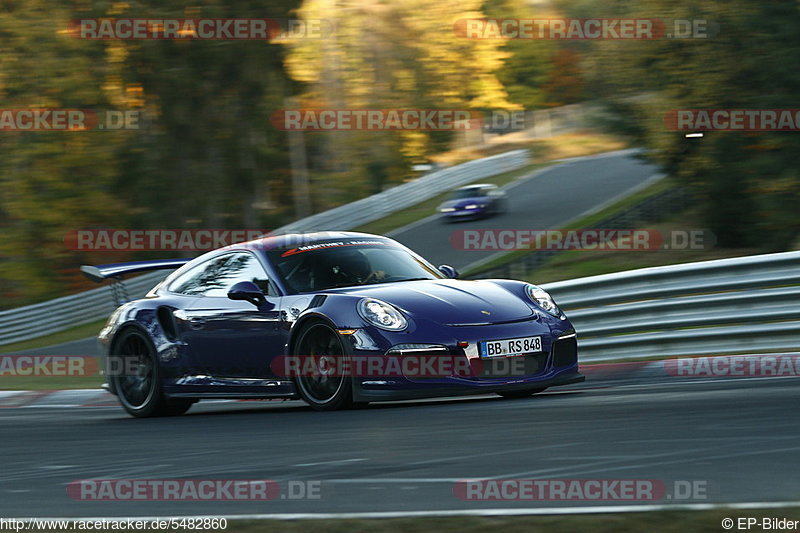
497, 387, 547, 399
293, 321, 354, 411
110, 328, 193, 418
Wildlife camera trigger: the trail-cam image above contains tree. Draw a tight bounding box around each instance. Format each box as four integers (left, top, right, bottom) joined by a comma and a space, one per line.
0, 1, 127, 306
570, 0, 800, 249
283, 0, 516, 207
0, 0, 302, 307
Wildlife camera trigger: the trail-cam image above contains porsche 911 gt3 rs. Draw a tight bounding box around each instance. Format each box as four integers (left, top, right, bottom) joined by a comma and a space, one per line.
83, 232, 583, 417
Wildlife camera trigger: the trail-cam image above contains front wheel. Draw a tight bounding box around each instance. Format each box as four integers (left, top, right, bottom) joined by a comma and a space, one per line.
497, 387, 547, 399
293, 321, 354, 411
110, 328, 193, 418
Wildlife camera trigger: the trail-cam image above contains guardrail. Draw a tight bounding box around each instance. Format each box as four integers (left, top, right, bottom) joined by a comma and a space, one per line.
0, 271, 165, 347
276, 149, 529, 233
542, 250, 800, 362
0, 149, 530, 347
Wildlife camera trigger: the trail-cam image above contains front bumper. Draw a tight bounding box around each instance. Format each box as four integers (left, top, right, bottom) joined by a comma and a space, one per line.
440, 207, 487, 219
343, 320, 581, 402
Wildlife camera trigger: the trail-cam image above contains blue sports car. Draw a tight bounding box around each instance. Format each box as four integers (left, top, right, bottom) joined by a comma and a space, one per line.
82, 232, 582, 417
437, 183, 508, 220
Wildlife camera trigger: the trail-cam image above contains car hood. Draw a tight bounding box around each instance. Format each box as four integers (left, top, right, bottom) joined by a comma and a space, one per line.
439, 196, 488, 209
334, 279, 534, 325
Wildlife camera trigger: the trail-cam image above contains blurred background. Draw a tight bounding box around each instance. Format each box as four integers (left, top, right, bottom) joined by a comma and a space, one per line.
1, 0, 799, 310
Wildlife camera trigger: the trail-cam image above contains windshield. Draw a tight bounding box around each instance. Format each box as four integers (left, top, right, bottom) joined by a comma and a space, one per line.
268, 242, 442, 293
448, 187, 486, 200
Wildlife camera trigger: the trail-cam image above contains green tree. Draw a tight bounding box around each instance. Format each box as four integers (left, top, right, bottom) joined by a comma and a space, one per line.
98, 0, 301, 230
0, 1, 127, 306
0, 0, 302, 307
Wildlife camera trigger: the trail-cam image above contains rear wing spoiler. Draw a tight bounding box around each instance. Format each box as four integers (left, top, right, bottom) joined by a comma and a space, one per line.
80, 258, 190, 283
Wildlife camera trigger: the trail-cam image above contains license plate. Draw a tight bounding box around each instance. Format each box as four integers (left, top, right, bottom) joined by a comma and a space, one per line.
479, 336, 542, 358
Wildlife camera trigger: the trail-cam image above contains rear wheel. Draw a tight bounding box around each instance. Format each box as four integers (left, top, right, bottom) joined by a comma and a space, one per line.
110, 328, 192, 417
294, 321, 354, 411
497, 387, 547, 399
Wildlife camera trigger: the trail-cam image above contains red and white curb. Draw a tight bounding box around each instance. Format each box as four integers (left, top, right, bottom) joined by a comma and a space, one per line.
0, 389, 116, 408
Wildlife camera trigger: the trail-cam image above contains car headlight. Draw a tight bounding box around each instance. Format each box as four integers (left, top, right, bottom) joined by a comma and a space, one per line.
440, 207, 456, 212
464, 204, 480, 209
358, 298, 408, 331
525, 284, 562, 317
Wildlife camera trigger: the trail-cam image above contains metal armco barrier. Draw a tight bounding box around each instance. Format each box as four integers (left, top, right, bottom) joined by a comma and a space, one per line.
542, 250, 800, 362
0, 271, 166, 346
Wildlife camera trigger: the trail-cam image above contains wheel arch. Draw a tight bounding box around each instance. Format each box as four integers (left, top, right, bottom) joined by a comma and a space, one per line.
106, 322, 158, 396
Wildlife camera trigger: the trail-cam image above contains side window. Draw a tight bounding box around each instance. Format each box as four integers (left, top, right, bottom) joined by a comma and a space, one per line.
169, 252, 271, 297
169, 255, 232, 296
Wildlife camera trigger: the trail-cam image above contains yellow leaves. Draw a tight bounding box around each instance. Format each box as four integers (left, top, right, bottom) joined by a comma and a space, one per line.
284, 0, 515, 160
108, 3, 131, 16
56, 26, 76, 37
125, 84, 145, 108
398, 130, 428, 160
106, 42, 128, 64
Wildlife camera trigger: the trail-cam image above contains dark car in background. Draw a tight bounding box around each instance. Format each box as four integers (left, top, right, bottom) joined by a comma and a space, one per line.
437, 183, 508, 221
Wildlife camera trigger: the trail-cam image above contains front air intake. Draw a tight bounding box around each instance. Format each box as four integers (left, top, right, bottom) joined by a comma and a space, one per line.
552, 334, 578, 367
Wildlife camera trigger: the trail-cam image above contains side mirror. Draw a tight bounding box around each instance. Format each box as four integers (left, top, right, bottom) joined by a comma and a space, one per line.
438, 264, 459, 279
227, 281, 267, 307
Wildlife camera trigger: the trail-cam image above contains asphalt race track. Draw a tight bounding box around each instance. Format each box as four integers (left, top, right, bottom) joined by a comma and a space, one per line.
390, 149, 661, 271
1, 375, 799, 518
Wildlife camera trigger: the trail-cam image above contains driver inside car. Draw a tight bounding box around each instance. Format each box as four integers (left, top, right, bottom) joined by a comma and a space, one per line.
314, 248, 386, 288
